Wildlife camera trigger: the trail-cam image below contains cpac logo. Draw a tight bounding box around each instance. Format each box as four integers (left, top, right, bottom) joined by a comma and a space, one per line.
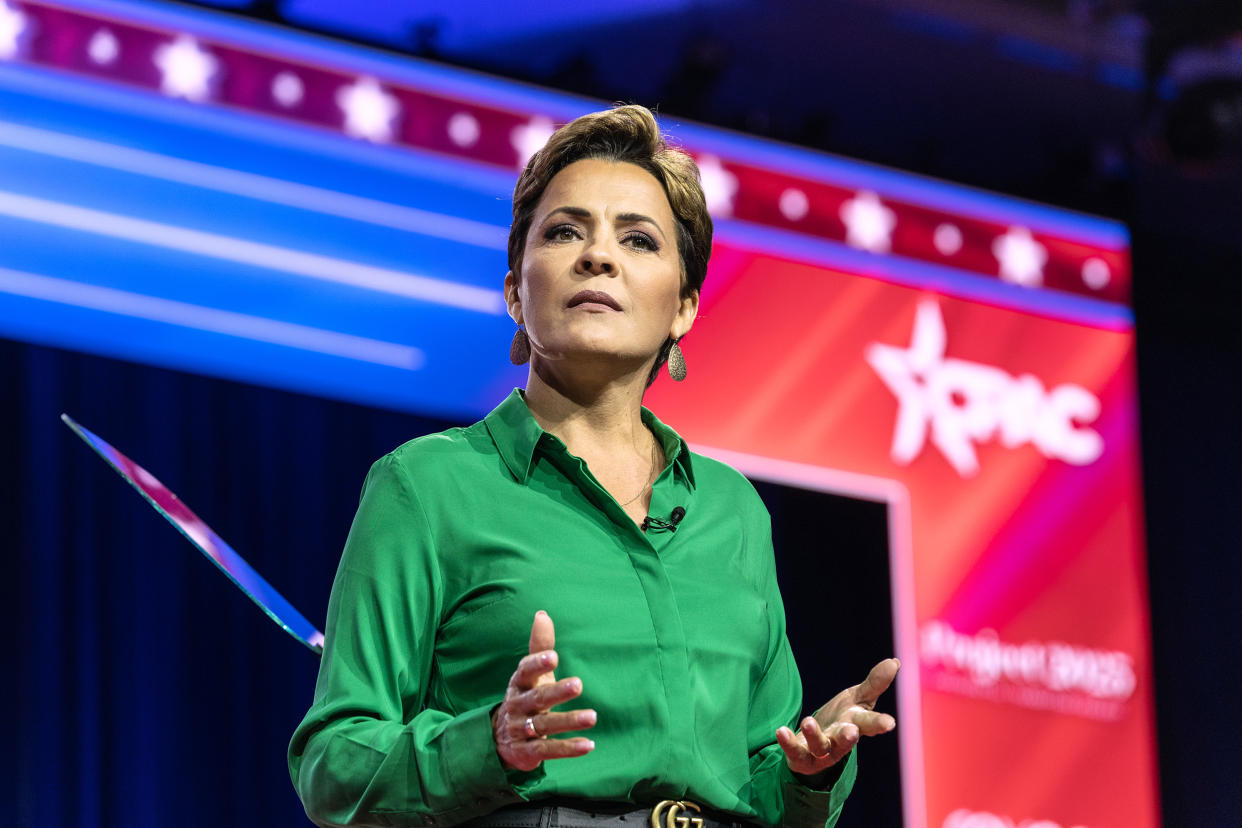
866, 300, 1103, 477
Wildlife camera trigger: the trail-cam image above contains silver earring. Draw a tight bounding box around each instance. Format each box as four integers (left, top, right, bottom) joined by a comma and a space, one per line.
509, 328, 530, 365
667, 340, 687, 382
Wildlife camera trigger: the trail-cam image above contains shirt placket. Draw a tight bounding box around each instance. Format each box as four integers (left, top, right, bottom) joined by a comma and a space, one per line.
542, 440, 700, 785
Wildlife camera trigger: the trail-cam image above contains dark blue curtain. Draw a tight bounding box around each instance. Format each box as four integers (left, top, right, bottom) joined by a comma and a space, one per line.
6, 337, 455, 826
1132, 230, 1242, 828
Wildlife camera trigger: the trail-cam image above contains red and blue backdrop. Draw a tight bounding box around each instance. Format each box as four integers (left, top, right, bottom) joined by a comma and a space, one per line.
2, 1, 1158, 827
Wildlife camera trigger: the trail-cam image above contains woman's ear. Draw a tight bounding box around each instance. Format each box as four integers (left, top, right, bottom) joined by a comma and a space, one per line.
504, 271, 523, 325
671, 289, 699, 340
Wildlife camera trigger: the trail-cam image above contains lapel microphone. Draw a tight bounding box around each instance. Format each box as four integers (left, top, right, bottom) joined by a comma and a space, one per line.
641, 506, 686, 533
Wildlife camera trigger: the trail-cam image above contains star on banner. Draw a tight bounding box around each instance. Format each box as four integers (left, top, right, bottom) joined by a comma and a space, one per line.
992, 226, 1047, 287
840, 190, 897, 253
511, 117, 556, 167
696, 154, 738, 217
0, 1, 30, 60
337, 77, 401, 143
153, 35, 219, 102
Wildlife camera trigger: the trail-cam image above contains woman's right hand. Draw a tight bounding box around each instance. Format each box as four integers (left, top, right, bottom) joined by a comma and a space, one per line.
492, 610, 597, 772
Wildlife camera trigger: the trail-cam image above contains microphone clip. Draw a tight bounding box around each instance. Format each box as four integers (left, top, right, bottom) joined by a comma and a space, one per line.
641, 506, 686, 533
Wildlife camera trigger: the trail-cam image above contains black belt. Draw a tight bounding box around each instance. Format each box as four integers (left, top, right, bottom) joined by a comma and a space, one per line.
461, 799, 751, 828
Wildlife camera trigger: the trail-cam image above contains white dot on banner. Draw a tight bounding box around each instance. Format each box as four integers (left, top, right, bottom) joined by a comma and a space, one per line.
779, 188, 809, 221
88, 29, 119, 65
448, 112, 480, 147
1082, 257, 1111, 289
271, 71, 304, 107
934, 223, 963, 256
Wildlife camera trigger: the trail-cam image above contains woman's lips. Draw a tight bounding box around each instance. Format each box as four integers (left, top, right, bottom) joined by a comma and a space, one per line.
567, 290, 621, 311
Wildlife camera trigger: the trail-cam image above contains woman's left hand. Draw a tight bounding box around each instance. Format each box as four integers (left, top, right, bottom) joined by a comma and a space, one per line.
775, 658, 900, 777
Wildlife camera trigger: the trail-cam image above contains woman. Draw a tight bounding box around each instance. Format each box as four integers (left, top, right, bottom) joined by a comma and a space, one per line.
289, 104, 898, 828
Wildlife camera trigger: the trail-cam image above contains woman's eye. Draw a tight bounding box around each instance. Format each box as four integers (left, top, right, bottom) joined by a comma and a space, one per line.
624, 233, 658, 252
544, 225, 580, 242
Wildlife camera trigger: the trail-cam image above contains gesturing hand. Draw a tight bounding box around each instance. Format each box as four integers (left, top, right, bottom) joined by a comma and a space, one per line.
492, 610, 597, 772
776, 658, 900, 778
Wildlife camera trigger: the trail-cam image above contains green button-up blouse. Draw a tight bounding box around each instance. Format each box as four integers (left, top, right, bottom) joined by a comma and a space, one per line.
289, 389, 856, 828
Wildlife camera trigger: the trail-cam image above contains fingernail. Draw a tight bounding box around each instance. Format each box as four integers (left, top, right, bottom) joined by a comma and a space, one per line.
539, 652, 551, 666
581, 710, 597, 725
584, 740, 595, 750
568, 678, 582, 692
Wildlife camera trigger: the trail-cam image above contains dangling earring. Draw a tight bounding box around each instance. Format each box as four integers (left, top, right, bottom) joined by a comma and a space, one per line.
667, 339, 687, 382
509, 327, 531, 365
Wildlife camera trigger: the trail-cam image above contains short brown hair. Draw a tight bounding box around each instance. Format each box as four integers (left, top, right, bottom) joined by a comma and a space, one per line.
507, 104, 712, 300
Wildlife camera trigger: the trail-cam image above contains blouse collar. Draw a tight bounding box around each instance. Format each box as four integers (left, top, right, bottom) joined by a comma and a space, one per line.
483, 388, 696, 489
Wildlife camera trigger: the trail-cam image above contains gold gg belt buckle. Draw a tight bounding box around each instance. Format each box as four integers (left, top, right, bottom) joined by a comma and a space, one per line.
650, 800, 704, 828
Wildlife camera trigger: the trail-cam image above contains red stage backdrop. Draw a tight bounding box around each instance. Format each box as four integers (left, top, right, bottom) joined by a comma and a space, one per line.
648, 242, 1156, 828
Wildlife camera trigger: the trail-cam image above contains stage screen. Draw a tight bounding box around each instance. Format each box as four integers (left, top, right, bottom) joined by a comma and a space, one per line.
0, 2, 1158, 827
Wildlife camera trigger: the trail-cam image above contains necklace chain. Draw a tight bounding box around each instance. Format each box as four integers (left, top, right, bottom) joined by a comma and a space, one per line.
617, 434, 660, 508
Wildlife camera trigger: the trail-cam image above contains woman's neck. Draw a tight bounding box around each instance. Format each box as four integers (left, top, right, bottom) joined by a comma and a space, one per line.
522, 358, 665, 527
522, 360, 650, 459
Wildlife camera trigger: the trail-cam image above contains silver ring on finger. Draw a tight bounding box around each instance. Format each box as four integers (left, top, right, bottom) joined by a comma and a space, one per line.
524, 716, 539, 739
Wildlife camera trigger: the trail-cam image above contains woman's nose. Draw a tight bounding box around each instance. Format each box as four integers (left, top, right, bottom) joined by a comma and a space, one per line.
576, 243, 616, 275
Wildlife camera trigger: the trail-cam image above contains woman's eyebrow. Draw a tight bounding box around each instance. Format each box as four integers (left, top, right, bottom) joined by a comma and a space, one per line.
616, 212, 666, 241
545, 206, 591, 221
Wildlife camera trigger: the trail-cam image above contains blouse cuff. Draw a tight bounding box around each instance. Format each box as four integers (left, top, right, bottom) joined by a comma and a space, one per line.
427, 704, 532, 825
781, 750, 857, 828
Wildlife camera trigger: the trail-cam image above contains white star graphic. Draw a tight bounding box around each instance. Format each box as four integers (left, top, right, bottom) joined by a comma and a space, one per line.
337, 77, 401, 143
0, 1, 30, 61
867, 300, 977, 474
992, 226, 1047, 287
840, 190, 897, 253
153, 35, 219, 102
87, 28, 119, 65
271, 71, 303, 108
511, 116, 556, 167
696, 154, 738, 217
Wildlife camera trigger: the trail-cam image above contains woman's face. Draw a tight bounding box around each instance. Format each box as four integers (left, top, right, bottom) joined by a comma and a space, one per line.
505, 158, 698, 371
